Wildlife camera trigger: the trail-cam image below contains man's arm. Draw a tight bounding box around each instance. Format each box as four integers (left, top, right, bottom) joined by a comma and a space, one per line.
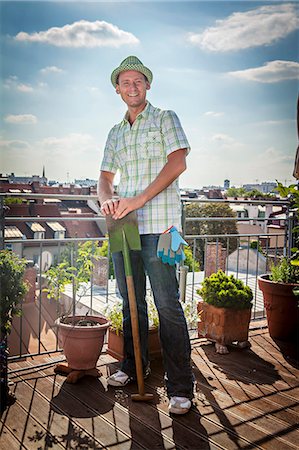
112, 148, 187, 220
98, 171, 119, 216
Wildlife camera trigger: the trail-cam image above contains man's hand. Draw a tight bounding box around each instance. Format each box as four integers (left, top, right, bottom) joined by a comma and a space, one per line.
100, 198, 119, 216
112, 195, 145, 220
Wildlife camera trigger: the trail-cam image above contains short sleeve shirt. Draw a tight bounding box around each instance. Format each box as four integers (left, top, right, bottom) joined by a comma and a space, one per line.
101, 102, 190, 234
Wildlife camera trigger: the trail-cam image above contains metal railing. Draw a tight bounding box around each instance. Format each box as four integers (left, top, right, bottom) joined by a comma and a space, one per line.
1, 192, 291, 361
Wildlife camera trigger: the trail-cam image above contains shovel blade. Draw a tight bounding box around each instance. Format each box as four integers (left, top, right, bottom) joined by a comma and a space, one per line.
106, 211, 141, 254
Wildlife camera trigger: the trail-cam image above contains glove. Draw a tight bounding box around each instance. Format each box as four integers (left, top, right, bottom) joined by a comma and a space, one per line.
157, 226, 188, 265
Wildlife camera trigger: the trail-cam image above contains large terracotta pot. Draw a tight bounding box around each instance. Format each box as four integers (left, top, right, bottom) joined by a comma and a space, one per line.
198, 302, 252, 352
258, 274, 299, 341
107, 326, 161, 361
55, 315, 110, 370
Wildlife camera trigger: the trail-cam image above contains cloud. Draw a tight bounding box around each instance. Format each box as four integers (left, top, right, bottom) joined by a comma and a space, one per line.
15, 20, 139, 48
0, 139, 31, 150
4, 75, 33, 93
228, 60, 299, 83
40, 66, 65, 75
188, 3, 298, 52
4, 114, 37, 124
204, 111, 224, 118
38, 133, 96, 154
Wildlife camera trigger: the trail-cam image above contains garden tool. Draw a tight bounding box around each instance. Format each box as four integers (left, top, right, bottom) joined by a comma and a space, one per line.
157, 226, 188, 265
106, 211, 153, 402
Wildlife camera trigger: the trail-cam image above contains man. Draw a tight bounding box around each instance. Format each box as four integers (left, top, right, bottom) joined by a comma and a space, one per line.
98, 56, 193, 414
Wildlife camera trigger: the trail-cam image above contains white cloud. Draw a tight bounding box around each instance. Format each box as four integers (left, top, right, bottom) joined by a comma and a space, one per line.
211, 133, 236, 144
188, 3, 298, 52
40, 66, 65, 75
0, 139, 31, 150
4, 114, 37, 124
4, 76, 33, 93
17, 83, 34, 93
38, 133, 96, 154
15, 20, 139, 48
204, 111, 224, 118
229, 60, 299, 83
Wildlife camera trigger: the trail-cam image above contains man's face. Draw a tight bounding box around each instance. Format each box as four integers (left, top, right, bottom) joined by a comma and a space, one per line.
116, 70, 150, 108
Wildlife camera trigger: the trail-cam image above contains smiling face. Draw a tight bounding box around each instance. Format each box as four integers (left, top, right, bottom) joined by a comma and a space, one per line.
116, 70, 150, 111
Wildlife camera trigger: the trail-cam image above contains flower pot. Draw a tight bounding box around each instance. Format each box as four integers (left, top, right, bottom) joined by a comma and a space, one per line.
258, 274, 299, 341
55, 315, 110, 370
197, 302, 252, 352
107, 326, 161, 361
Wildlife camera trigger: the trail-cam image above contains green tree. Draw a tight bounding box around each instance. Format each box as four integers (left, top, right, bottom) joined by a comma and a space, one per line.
185, 203, 238, 265
226, 187, 246, 197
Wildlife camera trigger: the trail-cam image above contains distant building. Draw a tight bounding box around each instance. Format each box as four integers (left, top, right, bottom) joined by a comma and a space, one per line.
1, 172, 47, 186
75, 178, 98, 188
224, 179, 230, 190
243, 182, 277, 194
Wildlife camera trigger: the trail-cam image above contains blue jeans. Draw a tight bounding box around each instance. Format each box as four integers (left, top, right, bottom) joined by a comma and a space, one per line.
112, 234, 193, 399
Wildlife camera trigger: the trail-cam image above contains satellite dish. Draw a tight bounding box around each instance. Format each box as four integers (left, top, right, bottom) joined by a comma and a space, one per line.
38, 250, 53, 272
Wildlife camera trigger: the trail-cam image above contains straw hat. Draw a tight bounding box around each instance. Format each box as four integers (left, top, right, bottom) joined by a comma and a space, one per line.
111, 56, 153, 88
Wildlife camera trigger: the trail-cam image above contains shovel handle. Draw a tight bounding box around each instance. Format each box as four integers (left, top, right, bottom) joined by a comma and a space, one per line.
122, 230, 146, 397
126, 274, 145, 396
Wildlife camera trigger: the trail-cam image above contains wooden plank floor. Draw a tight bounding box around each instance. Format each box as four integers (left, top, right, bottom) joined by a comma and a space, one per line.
1, 328, 298, 450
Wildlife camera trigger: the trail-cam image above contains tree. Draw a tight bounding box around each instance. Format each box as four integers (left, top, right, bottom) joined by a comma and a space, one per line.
185, 203, 238, 266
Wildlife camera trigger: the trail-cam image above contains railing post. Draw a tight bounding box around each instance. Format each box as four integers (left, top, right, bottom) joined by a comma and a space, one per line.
179, 265, 188, 303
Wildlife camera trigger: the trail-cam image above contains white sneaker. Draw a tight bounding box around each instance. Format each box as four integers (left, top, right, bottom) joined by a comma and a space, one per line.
107, 370, 132, 387
168, 396, 191, 415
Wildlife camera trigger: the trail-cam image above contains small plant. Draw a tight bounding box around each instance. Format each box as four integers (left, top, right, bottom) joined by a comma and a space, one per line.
0, 250, 28, 336
105, 297, 160, 334
184, 246, 200, 272
270, 258, 299, 285
197, 270, 253, 310
44, 241, 106, 320
250, 240, 264, 255
104, 301, 123, 335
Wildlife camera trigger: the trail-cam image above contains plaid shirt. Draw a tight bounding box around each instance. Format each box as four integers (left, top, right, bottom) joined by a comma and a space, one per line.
101, 102, 190, 234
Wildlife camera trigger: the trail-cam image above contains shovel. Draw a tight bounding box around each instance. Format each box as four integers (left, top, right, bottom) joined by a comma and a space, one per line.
106, 211, 153, 402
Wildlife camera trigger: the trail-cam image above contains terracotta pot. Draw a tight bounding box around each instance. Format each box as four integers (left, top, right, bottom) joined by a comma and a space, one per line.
258, 274, 299, 341
198, 302, 252, 345
107, 326, 161, 361
55, 315, 110, 370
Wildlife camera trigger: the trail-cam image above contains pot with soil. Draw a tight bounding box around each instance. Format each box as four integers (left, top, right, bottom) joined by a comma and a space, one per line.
55, 315, 110, 370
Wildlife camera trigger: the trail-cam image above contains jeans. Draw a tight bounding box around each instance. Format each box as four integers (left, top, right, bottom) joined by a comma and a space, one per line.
112, 234, 194, 399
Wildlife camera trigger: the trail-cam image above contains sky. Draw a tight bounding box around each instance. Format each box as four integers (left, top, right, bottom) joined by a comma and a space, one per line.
0, 0, 298, 189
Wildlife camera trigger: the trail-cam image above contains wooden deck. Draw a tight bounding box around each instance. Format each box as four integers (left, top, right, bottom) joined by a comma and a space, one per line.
1, 328, 298, 450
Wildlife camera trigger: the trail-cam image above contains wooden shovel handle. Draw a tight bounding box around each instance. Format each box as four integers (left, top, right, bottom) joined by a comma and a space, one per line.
126, 274, 145, 396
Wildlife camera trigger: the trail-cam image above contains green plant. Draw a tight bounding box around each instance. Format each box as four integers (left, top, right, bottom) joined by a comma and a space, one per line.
104, 301, 123, 335
250, 240, 264, 254
184, 246, 200, 272
44, 241, 106, 317
0, 250, 28, 337
105, 297, 160, 334
197, 270, 253, 310
270, 258, 299, 285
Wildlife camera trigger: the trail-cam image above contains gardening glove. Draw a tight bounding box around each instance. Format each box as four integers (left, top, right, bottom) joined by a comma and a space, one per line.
157, 226, 188, 266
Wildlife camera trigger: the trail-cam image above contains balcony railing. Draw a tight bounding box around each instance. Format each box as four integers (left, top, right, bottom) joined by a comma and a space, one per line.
0, 192, 291, 362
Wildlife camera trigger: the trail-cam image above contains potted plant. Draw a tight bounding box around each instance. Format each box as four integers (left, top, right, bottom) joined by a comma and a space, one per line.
105, 297, 161, 361
197, 270, 253, 354
258, 257, 299, 341
0, 250, 28, 412
44, 241, 110, 377
257, 181, 299, 342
